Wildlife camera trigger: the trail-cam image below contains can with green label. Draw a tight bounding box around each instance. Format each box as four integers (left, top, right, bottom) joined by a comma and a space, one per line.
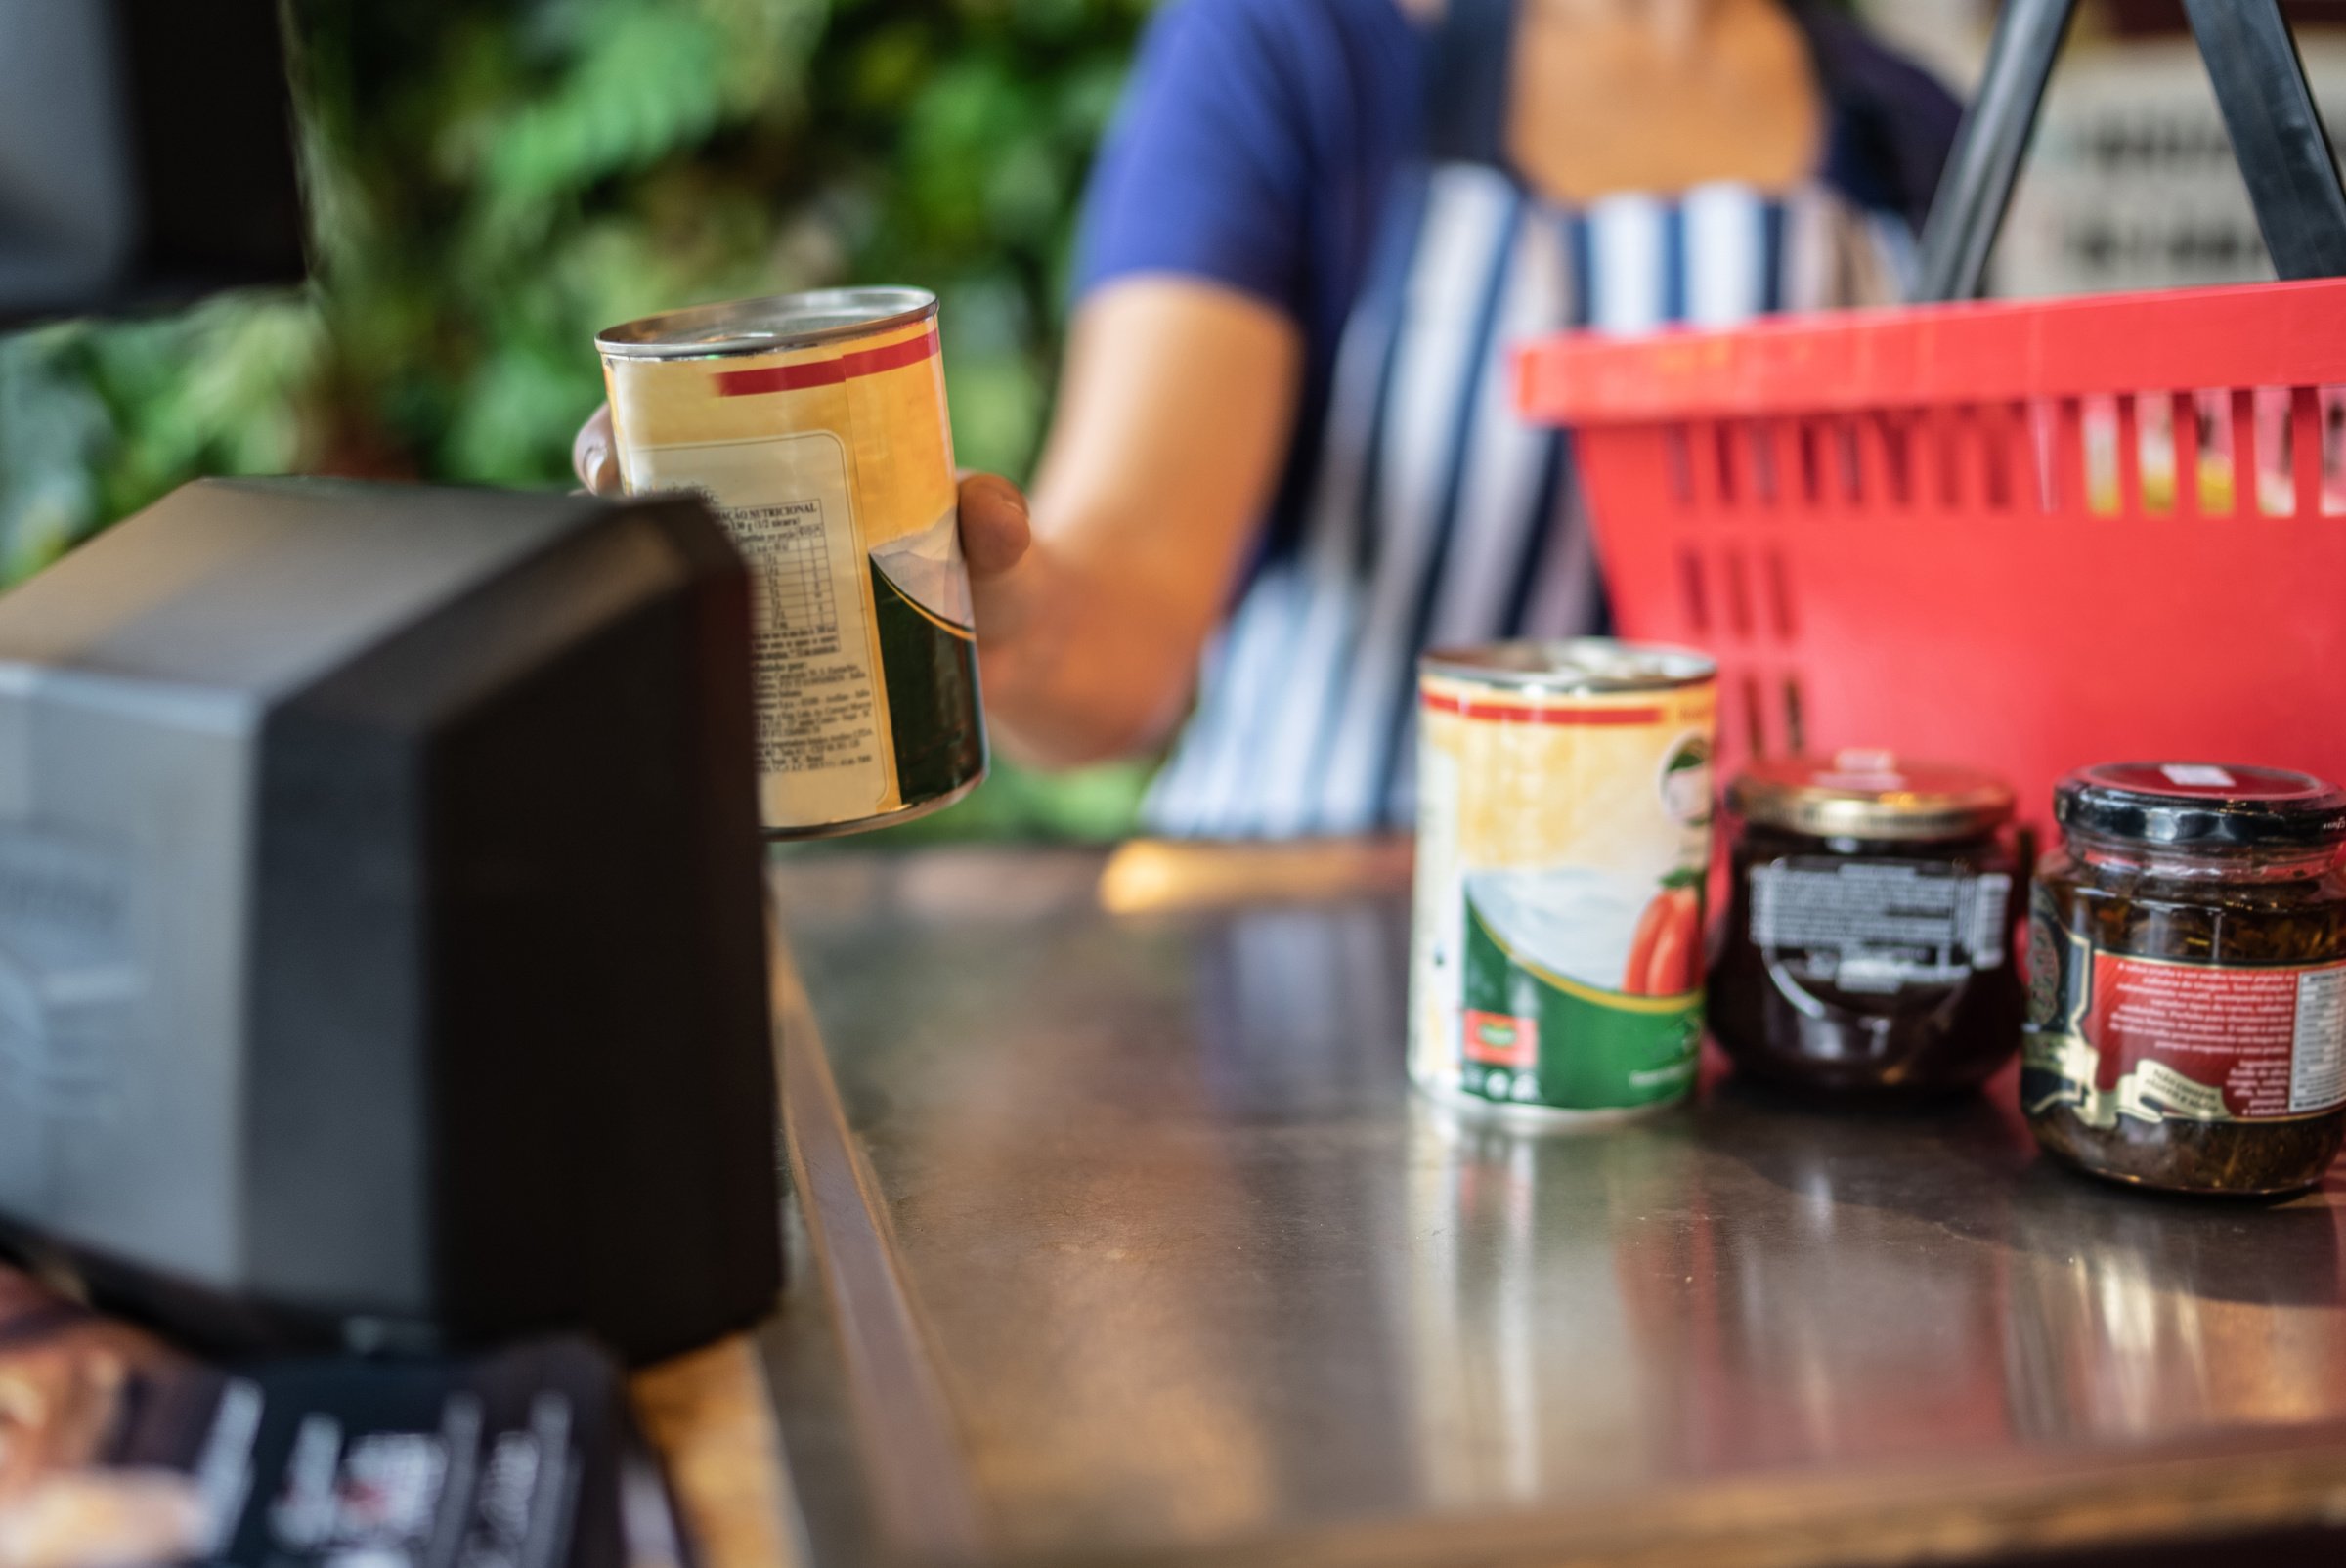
1409, 640, 1718, 1124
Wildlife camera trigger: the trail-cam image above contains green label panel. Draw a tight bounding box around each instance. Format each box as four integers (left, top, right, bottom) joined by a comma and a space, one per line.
1460, 896, 1702, 1111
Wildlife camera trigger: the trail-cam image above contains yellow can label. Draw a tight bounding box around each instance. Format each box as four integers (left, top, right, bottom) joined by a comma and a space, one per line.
1410, 668, 1716, 1112
604, 317, 981, 833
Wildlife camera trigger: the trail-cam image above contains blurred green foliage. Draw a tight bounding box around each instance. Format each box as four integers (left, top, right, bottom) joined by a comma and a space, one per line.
0, 0, 1157, 839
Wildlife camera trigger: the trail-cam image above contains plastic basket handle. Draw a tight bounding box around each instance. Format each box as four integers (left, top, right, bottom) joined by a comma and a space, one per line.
1912, 0, 2346, 302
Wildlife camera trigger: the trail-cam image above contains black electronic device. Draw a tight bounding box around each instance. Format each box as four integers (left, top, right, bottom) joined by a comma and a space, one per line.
0, 478, 781, 1365
1, 0, 306, 326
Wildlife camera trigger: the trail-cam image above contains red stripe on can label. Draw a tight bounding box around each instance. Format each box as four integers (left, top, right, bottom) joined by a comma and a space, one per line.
715, 327, 941, 398
1421, 691, 1664, 726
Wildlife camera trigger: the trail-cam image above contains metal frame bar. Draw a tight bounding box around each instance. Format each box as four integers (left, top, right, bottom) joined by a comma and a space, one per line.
1912, 0, 2078, 304
1913, 0, 2346, 302
2182, 0, 2346, 282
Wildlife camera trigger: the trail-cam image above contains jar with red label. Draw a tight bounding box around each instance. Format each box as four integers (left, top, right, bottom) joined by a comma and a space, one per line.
2023, 762, 2346, 1196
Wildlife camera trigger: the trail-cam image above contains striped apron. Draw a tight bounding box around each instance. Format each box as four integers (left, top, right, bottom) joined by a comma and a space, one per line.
1144, 0, 1917, 839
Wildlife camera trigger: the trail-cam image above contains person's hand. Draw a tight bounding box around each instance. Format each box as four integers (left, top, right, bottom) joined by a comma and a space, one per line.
571, 404, 1032, 619
955, 472, 1031, 611
572, 403, 622, 495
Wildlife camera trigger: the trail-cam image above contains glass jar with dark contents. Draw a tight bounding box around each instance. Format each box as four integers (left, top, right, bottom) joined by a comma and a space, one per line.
2023, 763, 2346, 1197
1712, 753, 2024, 1093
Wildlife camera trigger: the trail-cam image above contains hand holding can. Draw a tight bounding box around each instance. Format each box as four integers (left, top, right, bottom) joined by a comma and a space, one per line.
597, 288, 987, 838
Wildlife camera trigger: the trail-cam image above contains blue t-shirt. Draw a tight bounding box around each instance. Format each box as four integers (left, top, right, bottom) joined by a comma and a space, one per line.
1075, 0, 1957, 517
1071, 0, 1961, 836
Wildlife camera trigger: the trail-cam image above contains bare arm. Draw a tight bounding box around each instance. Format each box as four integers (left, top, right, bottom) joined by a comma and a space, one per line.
978, 277, 1301, 767
573, 276, 1298, 770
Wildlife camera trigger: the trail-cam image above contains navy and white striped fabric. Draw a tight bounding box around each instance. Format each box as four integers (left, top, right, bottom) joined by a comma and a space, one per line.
1140, 7, 1925, 839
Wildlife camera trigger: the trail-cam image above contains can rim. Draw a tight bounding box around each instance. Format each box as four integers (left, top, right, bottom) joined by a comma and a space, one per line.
1419, 638, 1716, 693
596, 286, 939, 360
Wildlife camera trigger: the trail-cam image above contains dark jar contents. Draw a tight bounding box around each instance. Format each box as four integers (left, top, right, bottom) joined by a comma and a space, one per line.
1712, 753, 2024, 1094
2023, 762, 2346, 1197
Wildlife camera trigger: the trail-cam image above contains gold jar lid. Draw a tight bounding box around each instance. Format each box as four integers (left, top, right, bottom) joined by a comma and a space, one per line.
1729, 751, 2015, 842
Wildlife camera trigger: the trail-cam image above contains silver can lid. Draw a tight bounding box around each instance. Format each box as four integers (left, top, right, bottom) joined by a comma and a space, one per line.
1420, 638, 1716, 694
596, 286, 937, 360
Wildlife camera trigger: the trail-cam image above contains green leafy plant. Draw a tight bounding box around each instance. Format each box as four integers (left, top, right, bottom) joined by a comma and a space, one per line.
0, 0, 1157, 840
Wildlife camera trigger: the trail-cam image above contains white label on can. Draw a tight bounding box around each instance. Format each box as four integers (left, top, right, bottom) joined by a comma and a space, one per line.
629, 432, 889, 825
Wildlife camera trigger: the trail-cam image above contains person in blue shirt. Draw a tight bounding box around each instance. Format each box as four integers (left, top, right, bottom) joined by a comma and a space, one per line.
579, 0, 1957, 838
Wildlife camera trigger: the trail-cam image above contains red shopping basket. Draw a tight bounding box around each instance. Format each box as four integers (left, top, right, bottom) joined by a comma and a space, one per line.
1516, 0, 2346, 817
1516, 279, 2346, 816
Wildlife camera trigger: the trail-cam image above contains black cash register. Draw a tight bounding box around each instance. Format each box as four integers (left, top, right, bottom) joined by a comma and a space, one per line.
0, 478, 783, 1366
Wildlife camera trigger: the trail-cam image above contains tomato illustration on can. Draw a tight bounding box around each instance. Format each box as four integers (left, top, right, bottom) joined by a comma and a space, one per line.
1625, 876, 1704, 998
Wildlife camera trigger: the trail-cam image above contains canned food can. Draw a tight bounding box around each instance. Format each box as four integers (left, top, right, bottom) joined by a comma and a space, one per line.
598, 288, 985, 838
1410, 640, 1718, 1123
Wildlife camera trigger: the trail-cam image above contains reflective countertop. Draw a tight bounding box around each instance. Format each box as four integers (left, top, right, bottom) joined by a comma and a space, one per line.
759, 844, 2346, 1568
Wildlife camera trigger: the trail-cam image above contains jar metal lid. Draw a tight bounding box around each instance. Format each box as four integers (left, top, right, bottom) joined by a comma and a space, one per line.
596, 287, 937, 361
1419, 638, 1715, 694
2055, 762, 2346, 849
1729, 751, 2015, 841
